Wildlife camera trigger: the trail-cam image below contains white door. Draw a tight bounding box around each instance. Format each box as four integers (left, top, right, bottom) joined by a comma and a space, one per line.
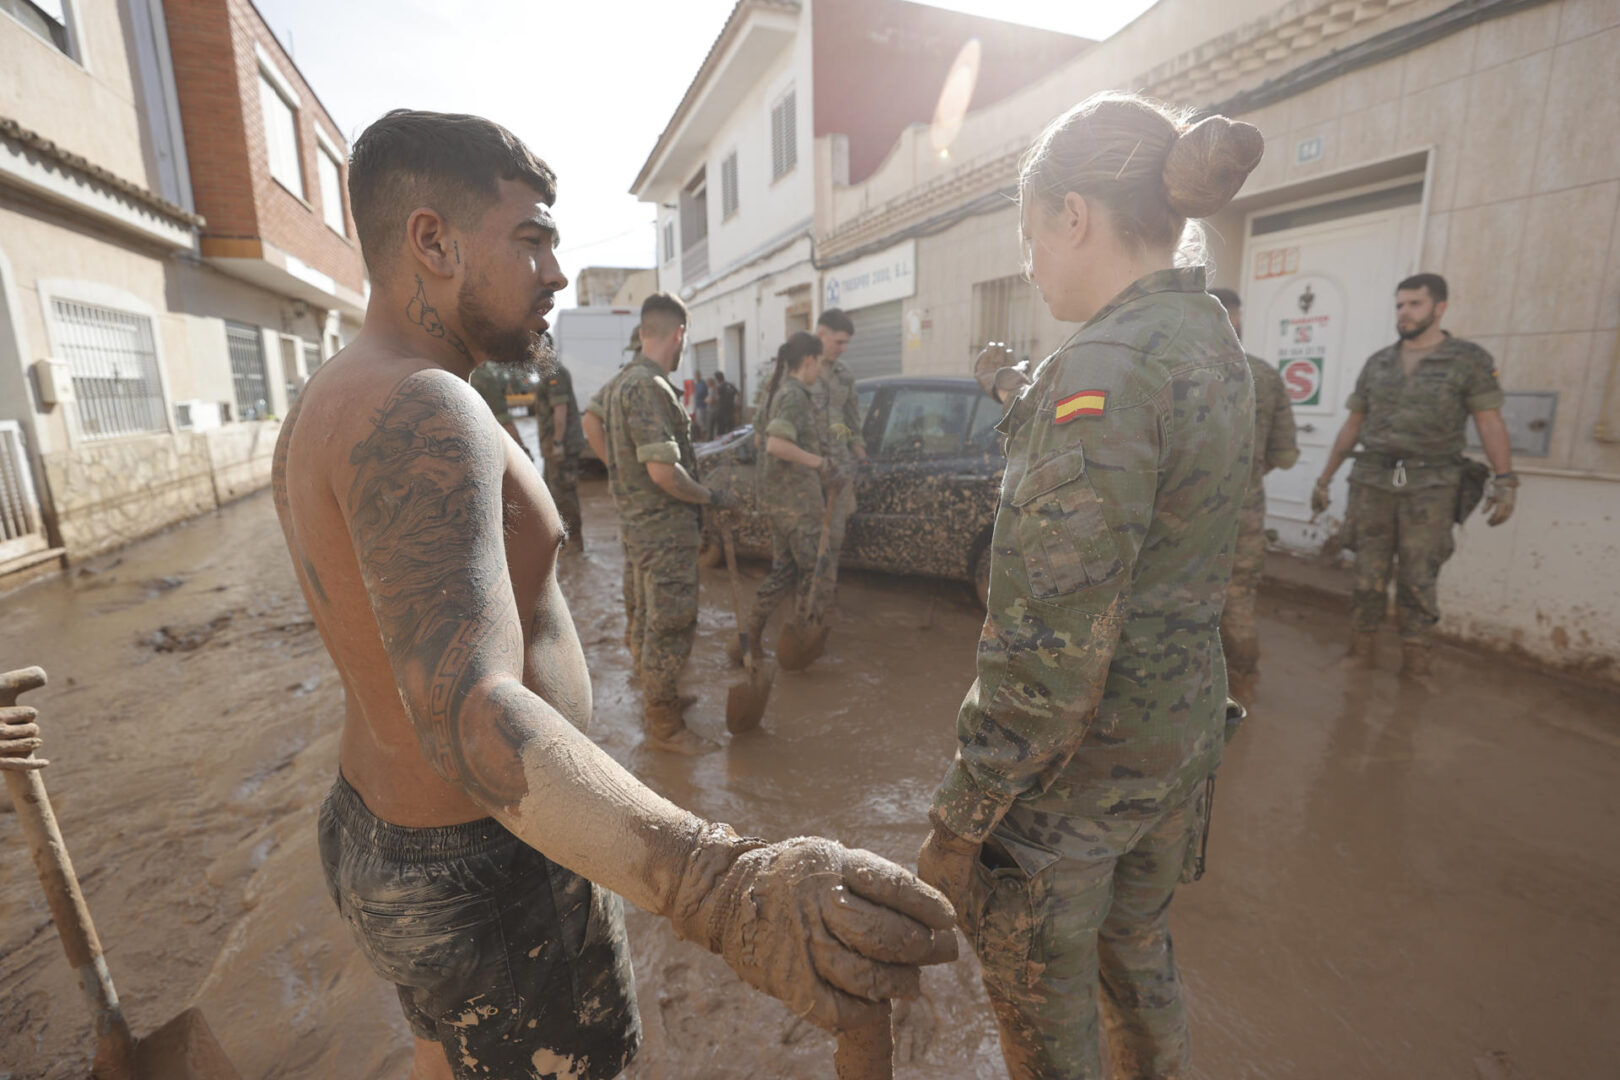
1242, 192, 1423, 551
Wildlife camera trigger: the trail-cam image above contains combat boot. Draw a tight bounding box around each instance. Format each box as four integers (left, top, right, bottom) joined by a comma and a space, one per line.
1347, 631, 1378, 669
643, 703, 719, 756
1400, 641, 1433, 679
1227, 666, 1259, 705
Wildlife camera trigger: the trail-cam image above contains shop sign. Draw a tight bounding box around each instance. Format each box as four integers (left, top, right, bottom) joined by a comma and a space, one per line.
823, 240, 916, 311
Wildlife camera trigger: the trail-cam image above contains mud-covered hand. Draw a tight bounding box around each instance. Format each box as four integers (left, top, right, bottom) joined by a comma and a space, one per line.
819, 459, 849, 494
1310, 476, 1332, 518
915, 819, 979, 930
672, 830, 958, 1033
972, 342, 1018, 400
708, 486, 740, 512
1484, 472, 1518, 526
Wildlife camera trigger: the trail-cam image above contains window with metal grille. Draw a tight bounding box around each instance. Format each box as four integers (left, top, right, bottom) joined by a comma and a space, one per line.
721, 152, 739, 218
971, 275, 1042, 367
50, 299, 168, 440
226, 322, 271, 420
770, 89, 797, 180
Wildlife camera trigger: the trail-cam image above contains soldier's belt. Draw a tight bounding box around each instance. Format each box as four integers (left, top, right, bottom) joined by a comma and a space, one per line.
1351, 450, 1461, 489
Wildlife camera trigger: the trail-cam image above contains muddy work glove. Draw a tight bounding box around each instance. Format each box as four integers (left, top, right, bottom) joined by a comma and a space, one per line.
1310, 476, 1332, 518
819, 459, 849, 494
1483, 472, 1518, 526
671, 827, 958, 1033
708, 486, 740, 512
914, 817, 980, 930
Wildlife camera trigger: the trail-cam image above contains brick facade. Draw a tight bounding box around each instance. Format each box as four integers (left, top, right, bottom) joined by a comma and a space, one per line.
164, 0, 364, 294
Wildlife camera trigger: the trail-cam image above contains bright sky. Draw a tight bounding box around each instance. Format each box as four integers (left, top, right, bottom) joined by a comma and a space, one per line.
254, 0, 1156, 309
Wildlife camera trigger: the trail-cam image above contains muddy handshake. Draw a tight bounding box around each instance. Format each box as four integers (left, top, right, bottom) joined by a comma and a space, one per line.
671, 831, 959, 1034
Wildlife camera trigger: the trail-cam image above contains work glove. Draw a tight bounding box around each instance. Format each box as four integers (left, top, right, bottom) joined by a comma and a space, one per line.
819, 459, 848, 493
1484, 472, 1518, 526
973, 342, 1024, 402
914, 817, 980, 932
708, 487, 740, 512
1310, 476, 1332, 518
671, 827, 958, 1033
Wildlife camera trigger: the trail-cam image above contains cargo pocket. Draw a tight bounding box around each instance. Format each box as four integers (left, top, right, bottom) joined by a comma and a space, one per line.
967, 835, 1060, 990
1011, 448, 1122, 600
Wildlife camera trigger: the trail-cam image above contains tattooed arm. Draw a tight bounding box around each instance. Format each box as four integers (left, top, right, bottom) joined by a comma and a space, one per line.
345, 369, 703, 908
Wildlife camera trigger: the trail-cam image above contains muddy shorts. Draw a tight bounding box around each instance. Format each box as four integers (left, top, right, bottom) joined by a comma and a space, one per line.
318, 774, 641, 1079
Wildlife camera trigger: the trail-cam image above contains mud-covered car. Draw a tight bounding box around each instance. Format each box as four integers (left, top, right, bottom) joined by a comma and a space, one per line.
696, 375, 1005, 604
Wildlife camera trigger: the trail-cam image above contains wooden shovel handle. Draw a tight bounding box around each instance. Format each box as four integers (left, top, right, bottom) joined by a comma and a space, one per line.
1, 667, 138, 1079
797, 484, 841, 623
834, 1001, 893, 1079
719, 523, 755, 672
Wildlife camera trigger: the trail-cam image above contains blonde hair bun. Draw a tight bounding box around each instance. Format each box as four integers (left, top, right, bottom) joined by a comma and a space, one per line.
1162, 116, 1264, 219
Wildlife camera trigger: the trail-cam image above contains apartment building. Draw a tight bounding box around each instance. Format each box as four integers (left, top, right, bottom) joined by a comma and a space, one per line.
0, 0, 364, 570
632, 0, 1088, 404
814, 0, 1620, 675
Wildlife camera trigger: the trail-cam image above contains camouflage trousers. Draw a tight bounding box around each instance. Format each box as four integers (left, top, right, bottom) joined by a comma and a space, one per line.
1219, 484, 1268, 678
544, 453, 584, 550
626, 532, 699, 707
969, 790, 1206, 1080
1347, 482, 1456, 646
823, 472, 857, 591
748, 509, 830, 641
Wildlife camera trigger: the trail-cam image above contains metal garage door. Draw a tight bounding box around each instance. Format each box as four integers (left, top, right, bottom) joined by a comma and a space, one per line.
839, 300, 903, 378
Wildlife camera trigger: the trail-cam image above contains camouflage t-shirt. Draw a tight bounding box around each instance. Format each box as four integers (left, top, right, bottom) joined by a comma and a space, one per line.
1249, 354, 1300, 489
931, 267, 1254, 841
604, 355, 700, 538
760, 377, 824, 515
538, 361, 585, 458
807, 356, 866, 462
1346, 333, 1504, 491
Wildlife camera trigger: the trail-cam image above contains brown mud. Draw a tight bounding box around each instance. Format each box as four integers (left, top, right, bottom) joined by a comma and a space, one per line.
2, 473, 1618, 1078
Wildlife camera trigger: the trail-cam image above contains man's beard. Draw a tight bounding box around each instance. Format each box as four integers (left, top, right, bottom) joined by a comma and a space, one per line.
1396, 313, 1434, 341
457, 278, 556, 375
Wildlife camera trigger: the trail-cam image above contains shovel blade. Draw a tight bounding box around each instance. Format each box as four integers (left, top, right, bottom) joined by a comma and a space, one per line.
134, 1008, 243, 1080
777, 622, 829, 672
726, 662, 775, 734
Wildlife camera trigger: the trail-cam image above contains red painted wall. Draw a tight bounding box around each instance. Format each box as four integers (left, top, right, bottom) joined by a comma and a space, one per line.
812, 0, 1091, 184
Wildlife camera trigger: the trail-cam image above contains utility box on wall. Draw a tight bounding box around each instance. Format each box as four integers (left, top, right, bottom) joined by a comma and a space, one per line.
32, 358, 75, 406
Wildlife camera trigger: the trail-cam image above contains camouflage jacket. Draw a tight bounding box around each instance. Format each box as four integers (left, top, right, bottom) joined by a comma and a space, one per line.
469, 363, 513, 426
538, 361, 585, 458
604, 355, 700, 540
1346, 334, 1504, 491
931, 267, 1253, 841
760, 377, 825, 516
1248, 354, 1300, 489
807, 356, 865, 461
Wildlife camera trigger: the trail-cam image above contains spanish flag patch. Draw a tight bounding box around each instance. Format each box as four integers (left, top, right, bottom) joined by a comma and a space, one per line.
1054, 389, 1107, 423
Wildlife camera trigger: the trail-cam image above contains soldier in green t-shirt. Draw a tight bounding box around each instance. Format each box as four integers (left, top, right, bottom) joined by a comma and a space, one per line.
1313, 273, 1518, 677
744, 333, 838, 658
1211, 287, 1299, 703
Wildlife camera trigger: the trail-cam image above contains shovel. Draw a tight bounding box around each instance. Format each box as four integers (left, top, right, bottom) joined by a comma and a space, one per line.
777, 483, 840, 672
720, 523, 775, 734
0, 666, 243, 1080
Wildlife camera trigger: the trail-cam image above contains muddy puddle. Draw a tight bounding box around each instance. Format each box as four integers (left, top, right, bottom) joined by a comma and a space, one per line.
2, 473, 1618, 1078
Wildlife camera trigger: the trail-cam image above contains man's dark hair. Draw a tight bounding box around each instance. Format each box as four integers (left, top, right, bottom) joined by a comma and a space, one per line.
1209, 287, 1241, 309
348, 109, 556, 279
817, 308, 855, 335
640, 292, 688, 338
1397, 273, 1448, 303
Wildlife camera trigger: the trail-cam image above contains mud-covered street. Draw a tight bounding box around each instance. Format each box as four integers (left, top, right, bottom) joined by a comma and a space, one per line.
2, 473, 1618, 1079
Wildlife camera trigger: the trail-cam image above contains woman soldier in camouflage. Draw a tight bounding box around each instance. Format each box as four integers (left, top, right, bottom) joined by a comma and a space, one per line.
917, 94, 1264, 1079
743, 332, 838, 658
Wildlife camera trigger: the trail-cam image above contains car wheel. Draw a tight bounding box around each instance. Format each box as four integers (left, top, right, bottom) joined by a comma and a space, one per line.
972, 541, 992, 609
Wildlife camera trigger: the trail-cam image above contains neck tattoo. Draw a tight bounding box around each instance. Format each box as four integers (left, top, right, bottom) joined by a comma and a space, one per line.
406, 274, 474, 366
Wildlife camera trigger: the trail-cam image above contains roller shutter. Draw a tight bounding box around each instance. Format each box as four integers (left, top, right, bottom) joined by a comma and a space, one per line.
838, 301, 903, 378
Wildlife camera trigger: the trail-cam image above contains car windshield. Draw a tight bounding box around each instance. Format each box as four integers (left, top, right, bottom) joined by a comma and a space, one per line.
875, 388, 974, 458
966, 395, 1002, 454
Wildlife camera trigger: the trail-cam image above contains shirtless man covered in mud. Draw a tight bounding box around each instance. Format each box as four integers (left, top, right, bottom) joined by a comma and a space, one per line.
271, 109, 955, 1080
